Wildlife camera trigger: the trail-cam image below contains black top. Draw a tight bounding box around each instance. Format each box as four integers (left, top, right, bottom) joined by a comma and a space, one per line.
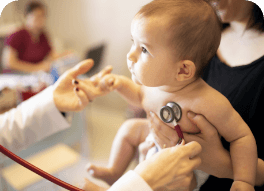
201, 55, 264, 190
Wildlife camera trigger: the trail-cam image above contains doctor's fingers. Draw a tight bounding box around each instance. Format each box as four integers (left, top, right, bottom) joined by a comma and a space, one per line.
182, 141, 202, 159
69, 59, 94, 78
74, 87, 89, 109
73, 80, 103, 100
89, 65, 113, 86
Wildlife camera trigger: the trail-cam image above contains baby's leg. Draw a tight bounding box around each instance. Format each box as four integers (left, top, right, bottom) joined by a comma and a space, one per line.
87, 118, 149, 185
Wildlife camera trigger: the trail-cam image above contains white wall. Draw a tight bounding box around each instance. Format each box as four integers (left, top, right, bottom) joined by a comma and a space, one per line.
13, 0, 151, 74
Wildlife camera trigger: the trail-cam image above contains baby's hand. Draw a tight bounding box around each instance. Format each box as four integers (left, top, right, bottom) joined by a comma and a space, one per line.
230, 181, 255, 191
98, 73, 123, 92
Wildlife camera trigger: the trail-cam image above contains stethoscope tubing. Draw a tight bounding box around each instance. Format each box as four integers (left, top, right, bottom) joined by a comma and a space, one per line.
0, 145, 84, 191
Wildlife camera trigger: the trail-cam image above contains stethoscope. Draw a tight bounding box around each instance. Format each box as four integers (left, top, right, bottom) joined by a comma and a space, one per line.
160, 102, 184, 144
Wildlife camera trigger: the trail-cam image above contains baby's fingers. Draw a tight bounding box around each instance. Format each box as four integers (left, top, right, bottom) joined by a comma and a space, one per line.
90, 65, 113, 86
99, 75, 116, 91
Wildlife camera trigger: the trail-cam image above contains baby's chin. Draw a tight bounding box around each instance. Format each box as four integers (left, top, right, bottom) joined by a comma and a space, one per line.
131, 74, 142, 85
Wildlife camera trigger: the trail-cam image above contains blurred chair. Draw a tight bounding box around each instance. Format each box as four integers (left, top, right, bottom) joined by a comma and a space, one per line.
85, 43, 106, 76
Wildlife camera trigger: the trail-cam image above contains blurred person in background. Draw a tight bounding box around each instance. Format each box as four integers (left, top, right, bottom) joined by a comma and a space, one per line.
1, 1, 66, 73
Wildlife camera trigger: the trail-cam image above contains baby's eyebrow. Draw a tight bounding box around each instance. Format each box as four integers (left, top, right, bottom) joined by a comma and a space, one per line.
131, 35, 153, 50
142, 42, 152, 48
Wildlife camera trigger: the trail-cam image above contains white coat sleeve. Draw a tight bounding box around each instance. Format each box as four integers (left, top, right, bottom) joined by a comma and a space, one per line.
0, 85, 71, 161
107, 170, 153, 191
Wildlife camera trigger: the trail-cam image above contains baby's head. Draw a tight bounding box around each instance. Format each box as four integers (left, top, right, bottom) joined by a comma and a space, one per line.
127, 0, 221, 87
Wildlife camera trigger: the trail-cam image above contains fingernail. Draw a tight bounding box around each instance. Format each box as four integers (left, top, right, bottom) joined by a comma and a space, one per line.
88, 169, 94, 175
108, 78, 114, 85
74, 80, 79, 85
106, 65, 112, 70
187, 111, 196, 118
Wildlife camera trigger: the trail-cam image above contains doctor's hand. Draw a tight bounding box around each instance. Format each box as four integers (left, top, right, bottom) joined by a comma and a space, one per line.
53, 59, 102, 112
135, 140, 202, 191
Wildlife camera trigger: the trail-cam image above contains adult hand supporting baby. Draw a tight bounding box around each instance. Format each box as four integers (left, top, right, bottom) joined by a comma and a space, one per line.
149, 111, 233, 180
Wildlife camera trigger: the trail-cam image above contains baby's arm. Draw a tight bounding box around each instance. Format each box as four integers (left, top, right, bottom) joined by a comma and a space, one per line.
200, 95, 257, 189
99, 74, 143, 108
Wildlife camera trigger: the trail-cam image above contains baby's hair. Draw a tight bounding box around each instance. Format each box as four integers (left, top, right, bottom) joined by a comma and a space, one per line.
136, 0, 222, 77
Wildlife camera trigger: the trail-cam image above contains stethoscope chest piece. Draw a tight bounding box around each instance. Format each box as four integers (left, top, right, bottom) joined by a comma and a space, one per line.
160, 102, 182, 123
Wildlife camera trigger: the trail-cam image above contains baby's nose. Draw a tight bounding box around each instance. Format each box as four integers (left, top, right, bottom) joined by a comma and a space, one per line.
127, 50, 137, 63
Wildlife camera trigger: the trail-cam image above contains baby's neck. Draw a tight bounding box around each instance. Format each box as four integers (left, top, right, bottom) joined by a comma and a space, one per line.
157, 77, 203, 94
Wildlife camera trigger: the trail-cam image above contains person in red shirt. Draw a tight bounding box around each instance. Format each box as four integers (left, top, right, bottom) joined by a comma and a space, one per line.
2, 1, 53, 73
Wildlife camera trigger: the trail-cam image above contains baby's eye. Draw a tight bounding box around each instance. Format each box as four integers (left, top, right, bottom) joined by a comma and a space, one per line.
142, 47, 148, 53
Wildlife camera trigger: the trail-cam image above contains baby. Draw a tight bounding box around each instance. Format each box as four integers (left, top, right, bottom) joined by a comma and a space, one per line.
79, 0, 257, 190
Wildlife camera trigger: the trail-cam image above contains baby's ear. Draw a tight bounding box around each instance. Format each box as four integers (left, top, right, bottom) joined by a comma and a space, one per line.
175, 60, 196, 81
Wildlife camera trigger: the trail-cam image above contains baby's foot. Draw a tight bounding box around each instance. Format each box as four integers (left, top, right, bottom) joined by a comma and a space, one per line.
86, 163, 121, 185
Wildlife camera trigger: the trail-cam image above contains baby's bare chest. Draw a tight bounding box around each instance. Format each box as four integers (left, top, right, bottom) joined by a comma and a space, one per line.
142, 88, 200, 134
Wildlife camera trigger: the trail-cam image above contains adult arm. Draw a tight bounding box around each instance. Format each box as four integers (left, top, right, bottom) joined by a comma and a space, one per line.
2, 46, 52, 72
